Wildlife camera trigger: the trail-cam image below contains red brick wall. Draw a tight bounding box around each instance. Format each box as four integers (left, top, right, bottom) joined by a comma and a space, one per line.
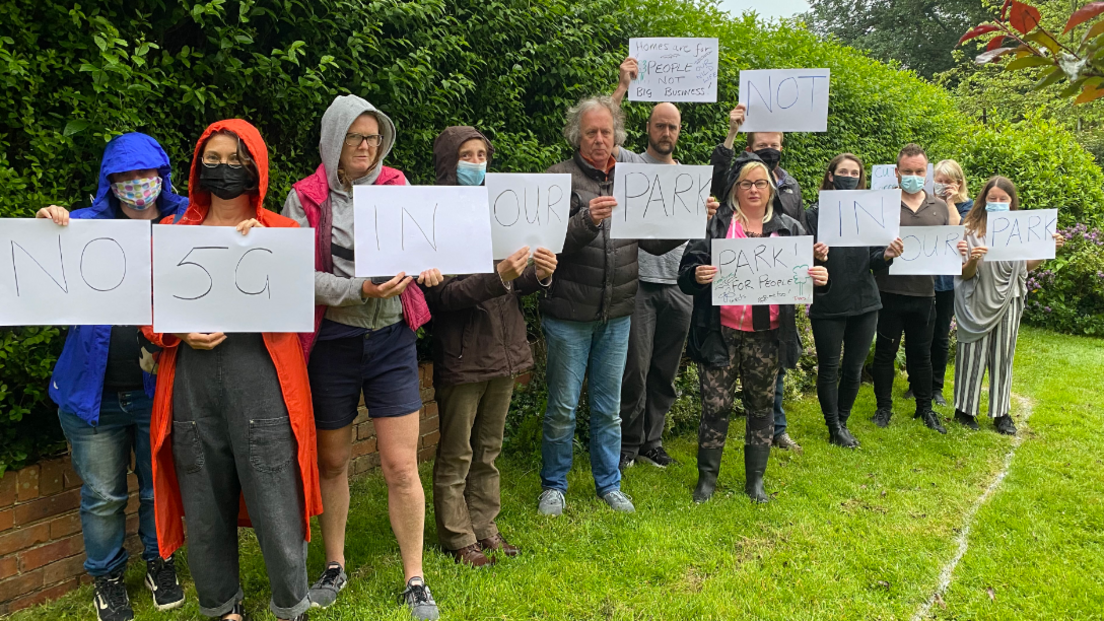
0, 362, 439, 615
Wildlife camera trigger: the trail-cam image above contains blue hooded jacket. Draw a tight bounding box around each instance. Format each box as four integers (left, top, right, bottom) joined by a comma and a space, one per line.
48, 132, 189, 425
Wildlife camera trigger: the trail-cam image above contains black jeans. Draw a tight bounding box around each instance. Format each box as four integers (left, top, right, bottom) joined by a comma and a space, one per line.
929, 289, 955, 394
872, 292, 936, 412
811, 310, 879, 424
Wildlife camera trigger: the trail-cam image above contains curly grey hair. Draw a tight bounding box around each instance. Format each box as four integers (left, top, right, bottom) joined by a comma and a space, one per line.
562, 95, 626, 149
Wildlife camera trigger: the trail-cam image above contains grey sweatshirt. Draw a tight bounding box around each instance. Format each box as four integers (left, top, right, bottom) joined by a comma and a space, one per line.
283, 94, 407, 330
616, 147, 689, 285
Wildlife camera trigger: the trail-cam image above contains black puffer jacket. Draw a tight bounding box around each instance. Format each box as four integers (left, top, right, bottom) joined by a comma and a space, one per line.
540, 151, 683, 322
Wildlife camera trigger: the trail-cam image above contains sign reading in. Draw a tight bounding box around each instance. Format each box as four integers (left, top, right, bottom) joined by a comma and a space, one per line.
610, 163, 712, 239
628, 38, 719, 102
816, 190, 903, 247
711, 236, 815, 306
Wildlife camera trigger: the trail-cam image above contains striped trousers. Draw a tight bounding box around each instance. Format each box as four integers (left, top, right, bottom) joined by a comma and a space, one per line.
953, 297, 1024, 418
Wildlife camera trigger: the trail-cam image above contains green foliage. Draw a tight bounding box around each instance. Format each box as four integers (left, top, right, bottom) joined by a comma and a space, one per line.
1024, 223, 1104, 335
0, 328, 66, 475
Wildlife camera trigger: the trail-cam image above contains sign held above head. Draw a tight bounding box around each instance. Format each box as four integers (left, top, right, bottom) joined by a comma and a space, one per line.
738, 69, 831, 133
628, 37, 719, 103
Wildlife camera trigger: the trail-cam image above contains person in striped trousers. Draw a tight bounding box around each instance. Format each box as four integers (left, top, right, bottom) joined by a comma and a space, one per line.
952, 176, 1064, 435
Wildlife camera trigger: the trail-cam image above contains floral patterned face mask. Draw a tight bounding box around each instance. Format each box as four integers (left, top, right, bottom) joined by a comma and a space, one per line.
110, 176, 162, 210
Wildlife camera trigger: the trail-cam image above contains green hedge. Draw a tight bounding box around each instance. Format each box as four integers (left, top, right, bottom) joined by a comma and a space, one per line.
2, 0, 1103, 473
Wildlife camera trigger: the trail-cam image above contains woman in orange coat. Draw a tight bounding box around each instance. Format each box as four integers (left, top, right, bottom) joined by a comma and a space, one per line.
144, 119, 322, 621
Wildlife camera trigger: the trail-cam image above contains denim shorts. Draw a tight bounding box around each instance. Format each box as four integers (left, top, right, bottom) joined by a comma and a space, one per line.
307, 322, 423, 429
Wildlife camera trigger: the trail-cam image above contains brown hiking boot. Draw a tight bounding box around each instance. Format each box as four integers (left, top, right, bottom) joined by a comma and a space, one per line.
448, 544, 495, 568
772, 432, 803, 454
478, 533, 520, 557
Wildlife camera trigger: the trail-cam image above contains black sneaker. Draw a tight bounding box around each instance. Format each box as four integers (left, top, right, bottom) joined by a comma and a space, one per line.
934, 393, 949, 407
618, 453, 634, 472
145, 556, 185, 611
94, 569, 133, 621
955, 409, 980, 430
399, 577, 440, 620
872, 408, 893, 428
637, 446, 676, 468
994, 414, 1018, 436
309, 562, 348, 609
921, 410, 947, 434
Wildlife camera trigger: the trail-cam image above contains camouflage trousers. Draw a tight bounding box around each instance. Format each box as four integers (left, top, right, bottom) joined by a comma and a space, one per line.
698, 327, 780, 450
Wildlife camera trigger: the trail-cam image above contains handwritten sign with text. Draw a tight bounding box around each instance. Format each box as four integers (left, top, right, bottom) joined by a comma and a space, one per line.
817, 190, 902, 247
712, 236, 815, 306
982, 209, 1058, 262
628, 38, 719, 102
870, 164, 935, 195
485, 173, 571, 259
738, 69, 831, 133
0, 219, 153, 326
611, 164, 712, 239
889, 225, 965, 275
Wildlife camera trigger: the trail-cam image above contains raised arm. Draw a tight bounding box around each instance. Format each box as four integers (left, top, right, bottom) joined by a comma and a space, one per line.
611, 56, 638, 106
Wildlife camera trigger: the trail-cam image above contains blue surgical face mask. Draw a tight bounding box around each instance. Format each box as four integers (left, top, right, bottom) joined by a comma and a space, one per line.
985, 201, 1010, 212
456, 160, 487, 186
899, 174, 925, 195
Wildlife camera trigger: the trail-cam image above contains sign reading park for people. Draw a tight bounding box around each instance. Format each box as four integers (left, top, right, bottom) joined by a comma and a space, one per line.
354, 186, 494, 276
628, 38, 719, 102
152, 226, 314, 333
738, 69, 831, 133
0, 219, 153, 326
982, 208, 1059, 262
889, 225, 966, 275
611, 164, 712, 239
711, 236, 815, 306
485, 173, 571, 259
816, 190, 903, 247
870, 163, 935, 195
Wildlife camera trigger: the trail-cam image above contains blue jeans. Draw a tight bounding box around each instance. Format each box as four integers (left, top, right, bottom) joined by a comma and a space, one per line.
58, 390, 159, 578
773, 367, 787, 438
540, 315, 631, 497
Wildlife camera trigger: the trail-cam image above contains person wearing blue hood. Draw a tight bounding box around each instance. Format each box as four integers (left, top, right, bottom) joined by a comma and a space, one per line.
35, 132, 188, 621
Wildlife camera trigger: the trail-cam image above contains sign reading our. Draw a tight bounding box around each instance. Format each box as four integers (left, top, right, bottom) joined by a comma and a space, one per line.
353, 186, 494, 277
870, 163, 935, 195
982, 208, 1059, 262
738, 69, 831, 133
889, 225, 965, 275
611, 163, 712, 240
711, 236, 815, 306
628, 37, 719, 102
816, 189, 903, 247
485, 173, 571, 259
0, 219, 153, 326
152, 226, 314, 333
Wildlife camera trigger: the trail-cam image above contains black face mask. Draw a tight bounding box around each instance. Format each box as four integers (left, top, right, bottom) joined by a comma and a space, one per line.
199, 164, 255, 200
754, 147, 781, 171
833, 175, 860, 190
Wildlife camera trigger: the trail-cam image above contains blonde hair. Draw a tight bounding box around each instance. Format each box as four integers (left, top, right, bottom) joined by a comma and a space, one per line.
728, 161, 775, 230
934, 159, 969, 204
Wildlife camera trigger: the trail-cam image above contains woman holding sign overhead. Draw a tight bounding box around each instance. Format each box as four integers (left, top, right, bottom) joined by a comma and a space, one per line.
281, 94, 441, 620
143, 119, 321, 621
953, 176, 1063, 435
678, 153, 828, 504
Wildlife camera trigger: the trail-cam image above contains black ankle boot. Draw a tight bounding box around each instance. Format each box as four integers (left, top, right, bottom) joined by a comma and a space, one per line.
743, 444, 771, 504
838, 411, 860, 447
693, 447, 724, 504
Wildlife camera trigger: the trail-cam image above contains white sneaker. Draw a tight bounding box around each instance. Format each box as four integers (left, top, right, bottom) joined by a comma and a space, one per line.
537, 489, 566, 516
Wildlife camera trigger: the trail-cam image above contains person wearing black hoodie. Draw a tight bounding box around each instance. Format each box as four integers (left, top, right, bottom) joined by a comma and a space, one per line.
804, 154, 903, 448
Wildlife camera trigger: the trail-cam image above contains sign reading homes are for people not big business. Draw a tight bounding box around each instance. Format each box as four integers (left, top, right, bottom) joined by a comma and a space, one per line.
628, 38, 719, 102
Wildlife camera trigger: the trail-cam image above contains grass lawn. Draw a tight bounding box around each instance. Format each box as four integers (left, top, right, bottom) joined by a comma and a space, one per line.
12, 327, 1103, 621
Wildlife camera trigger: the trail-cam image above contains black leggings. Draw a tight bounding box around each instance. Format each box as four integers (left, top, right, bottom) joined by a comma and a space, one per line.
811, 311, 879, 424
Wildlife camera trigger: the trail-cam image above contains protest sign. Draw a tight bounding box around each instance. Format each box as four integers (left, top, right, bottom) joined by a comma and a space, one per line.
0, 219, 152, 326
628, 38, 719, 102
983, 209, 1058, 262
152, 226, 314, 333
611, 163, 712, 239
712, 236, 815, 306
353, 186, 494, 276
889, 225, 965, 275
738, 69, 830, 132
870, 163, 935, 195
816, 190, 902, 247
485, 173, 571, 259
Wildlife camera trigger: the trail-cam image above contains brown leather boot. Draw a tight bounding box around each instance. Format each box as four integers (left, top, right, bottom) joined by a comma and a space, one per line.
448, 544, 495, 568
478, 533, 520, 557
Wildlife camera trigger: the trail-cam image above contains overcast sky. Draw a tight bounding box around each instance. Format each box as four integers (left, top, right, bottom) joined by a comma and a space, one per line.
715, 0, 810, 20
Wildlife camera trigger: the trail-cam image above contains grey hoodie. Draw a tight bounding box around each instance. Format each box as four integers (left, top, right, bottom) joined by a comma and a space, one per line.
283, 94, 407, 330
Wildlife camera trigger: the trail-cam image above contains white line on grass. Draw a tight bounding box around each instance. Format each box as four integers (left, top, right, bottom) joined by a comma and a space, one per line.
910, 394, 1035, 621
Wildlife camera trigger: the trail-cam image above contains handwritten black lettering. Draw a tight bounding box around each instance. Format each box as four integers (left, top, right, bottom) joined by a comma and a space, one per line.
173, 246, 228, 300
80, 237, 126, 292
235, 247, 273, 299
402, 204, 438, 251
11, 237, 67, 296
494, 190, 522, 227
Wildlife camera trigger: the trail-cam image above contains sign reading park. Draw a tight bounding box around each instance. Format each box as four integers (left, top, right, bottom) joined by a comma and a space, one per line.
981, 208, 1059, 262
816, 190, 903, 247
485, 173, 571, 259
888, 225, 966, 275
610, 163, 712, 239
738, 69, 831, 133
711, 236, 815, 306
627, 38, 719, 102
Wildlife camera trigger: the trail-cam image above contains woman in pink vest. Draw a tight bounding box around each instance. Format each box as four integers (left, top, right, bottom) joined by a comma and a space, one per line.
282, 94, 440, 620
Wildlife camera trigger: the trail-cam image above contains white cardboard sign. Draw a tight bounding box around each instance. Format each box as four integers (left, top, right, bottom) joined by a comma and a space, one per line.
0, 219, 153, 326
353, 186, 494, 276
152, 226, 314, 333
870, 163, 935, 195
628, 38, 719, 102
485, 173, 571, 259
982, 209, 1058, 262
817, 190, 903, 247
889, 225, 966, 275
738, 69, 831, 133
611, 164, 712, 239
712, 236, 815, 306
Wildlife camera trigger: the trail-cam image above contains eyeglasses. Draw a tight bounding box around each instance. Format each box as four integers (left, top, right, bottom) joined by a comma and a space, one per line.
345, 133, 383, 147
737, 180, 771, 190
201, 153, 244, 168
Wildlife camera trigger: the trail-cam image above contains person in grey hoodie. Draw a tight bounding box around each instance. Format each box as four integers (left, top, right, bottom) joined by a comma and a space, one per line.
283, 95, 440, 621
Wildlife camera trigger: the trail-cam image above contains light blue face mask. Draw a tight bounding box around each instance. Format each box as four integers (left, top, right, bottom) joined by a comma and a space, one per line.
456, 160, 487, 186
899, 174, 925, 195
985, 201, 1010, 212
